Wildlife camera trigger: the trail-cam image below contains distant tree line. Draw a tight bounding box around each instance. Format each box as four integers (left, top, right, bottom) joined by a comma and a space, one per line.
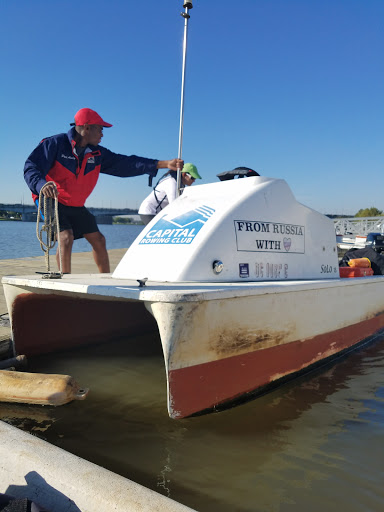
354, 207, 383, 217
0, 210, 22, 220
326, 207, 384, 219
113, 216, 142, 225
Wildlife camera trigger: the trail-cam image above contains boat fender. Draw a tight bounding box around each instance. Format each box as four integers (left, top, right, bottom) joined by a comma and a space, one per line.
348, 258, 371, 268
0, 371, 89, 406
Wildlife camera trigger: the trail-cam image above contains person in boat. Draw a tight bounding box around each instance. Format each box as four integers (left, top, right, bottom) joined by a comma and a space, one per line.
23, 108, 183, 274
138, 162, 201, 225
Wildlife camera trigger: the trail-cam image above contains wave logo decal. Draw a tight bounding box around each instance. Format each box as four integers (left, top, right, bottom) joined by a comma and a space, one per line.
139, 205, 215, 245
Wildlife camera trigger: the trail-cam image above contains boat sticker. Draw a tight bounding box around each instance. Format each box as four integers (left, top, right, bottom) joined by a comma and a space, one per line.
139, 205, 215, 245
320, 264, 337, 274
239, 263, 249, 278
255, 262, 289, 279
234, 220, 305, 253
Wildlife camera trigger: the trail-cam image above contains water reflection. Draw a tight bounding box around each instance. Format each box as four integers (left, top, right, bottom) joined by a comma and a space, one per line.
1, 333, 384, 512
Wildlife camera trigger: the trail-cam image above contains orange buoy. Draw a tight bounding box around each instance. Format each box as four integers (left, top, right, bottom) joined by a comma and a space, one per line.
0, 371, 88, 406
348, 257, 371, 268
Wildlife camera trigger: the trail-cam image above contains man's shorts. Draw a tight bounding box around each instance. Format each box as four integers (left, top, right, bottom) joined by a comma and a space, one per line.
35, 200, 99, 240
57, 204, 99, 240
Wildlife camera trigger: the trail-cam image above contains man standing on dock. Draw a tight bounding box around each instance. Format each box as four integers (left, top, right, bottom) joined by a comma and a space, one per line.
24, 108, 183, 274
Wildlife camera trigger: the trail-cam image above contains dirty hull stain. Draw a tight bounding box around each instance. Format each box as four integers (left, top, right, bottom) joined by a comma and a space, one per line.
168, 311, 384, 419
211, 328, 289, 356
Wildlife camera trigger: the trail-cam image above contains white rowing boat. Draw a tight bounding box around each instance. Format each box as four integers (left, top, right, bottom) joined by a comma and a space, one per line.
3, 175, 384, 419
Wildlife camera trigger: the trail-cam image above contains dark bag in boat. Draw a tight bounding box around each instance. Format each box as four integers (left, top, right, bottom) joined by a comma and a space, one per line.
339, 247, 384, 275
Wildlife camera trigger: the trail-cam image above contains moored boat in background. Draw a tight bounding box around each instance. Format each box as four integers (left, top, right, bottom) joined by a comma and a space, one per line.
335, 216, 384, 251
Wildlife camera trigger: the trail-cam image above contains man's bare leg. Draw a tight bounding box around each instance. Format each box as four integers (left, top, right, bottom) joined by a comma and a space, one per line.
84, 231, 110, 273
56, 229, 74, 273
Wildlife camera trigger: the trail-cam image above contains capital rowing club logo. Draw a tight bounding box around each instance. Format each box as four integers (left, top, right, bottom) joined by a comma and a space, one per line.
139, 205, 215, 245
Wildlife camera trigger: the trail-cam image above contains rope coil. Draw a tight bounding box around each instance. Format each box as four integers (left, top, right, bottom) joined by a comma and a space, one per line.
36, 182, 63, 278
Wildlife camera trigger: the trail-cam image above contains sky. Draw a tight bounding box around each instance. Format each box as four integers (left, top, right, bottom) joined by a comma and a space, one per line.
1, 0, 382, 215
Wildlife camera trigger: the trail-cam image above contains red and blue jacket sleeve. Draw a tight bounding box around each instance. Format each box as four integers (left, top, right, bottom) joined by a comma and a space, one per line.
24, 137, 58, 196
99, 147, 159, 179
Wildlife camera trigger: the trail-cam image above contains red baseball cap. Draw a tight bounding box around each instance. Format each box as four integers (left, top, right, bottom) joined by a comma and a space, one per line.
71, 108, 113, 127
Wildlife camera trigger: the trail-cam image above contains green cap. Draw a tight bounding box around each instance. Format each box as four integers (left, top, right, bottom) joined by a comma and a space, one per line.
182, 163, 201, 179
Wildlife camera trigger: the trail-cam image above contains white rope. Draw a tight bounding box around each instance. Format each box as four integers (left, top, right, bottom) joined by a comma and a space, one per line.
36, 182, 63, 278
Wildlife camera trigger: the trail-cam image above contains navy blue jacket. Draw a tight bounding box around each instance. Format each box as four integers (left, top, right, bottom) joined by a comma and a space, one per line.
24, 128, 159, 207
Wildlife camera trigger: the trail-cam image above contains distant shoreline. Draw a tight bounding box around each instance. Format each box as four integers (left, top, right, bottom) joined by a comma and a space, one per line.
0, 218, 143, 225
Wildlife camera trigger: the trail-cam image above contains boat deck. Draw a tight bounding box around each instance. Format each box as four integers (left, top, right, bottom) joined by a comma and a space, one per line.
2, 272, 382, 303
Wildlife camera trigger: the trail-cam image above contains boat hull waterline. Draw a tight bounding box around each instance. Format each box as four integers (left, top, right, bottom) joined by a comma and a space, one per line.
3, 274, 384, 419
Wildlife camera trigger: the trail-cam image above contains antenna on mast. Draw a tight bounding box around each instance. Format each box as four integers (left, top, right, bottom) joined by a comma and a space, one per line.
176, 1, 193, 196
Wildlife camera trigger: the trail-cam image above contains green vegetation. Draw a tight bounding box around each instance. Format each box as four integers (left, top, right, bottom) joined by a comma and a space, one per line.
0, 210, 22, 220
355, 207, 383, 218
113, 216, 143, 225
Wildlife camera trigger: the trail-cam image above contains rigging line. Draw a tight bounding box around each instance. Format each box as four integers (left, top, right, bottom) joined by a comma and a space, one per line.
36, 182, 62, 278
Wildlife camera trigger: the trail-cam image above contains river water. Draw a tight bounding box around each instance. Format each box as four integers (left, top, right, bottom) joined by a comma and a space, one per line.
0, 220, 143, 260
0, 222, 384, 511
